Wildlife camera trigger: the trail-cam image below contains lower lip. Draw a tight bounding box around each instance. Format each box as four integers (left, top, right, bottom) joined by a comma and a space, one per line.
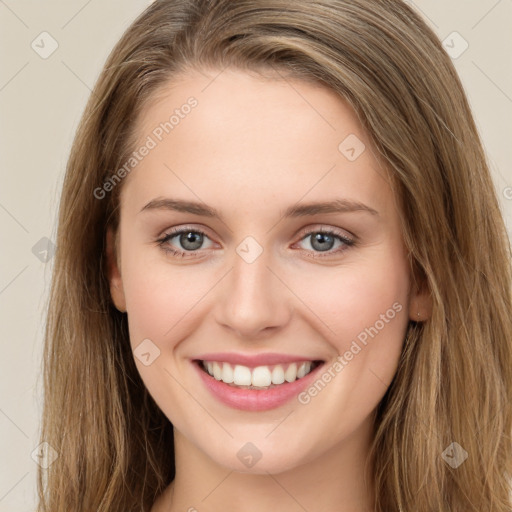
193, 360, 325, 411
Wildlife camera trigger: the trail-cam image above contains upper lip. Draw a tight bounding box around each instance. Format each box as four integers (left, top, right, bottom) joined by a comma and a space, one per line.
193, 352, 323, 367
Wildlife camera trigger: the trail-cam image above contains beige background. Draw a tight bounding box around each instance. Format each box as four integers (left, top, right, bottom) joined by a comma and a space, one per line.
0, 1, 511, 510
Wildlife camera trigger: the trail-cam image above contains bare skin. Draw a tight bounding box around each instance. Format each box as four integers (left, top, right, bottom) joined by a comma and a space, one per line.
107, 67, 432, 512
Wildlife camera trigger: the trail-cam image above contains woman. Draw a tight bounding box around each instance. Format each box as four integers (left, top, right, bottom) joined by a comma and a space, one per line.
37, 0, 512, 511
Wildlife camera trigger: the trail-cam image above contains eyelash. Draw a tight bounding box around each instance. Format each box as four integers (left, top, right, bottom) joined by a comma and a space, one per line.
156, 226, 356, 260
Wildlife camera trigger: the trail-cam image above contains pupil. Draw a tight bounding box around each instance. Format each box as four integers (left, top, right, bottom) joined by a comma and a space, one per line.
312, 233, 334, 252
181, 232, 203, 250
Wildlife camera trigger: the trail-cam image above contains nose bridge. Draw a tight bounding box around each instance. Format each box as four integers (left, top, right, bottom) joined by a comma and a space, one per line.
216, 239, 291, 337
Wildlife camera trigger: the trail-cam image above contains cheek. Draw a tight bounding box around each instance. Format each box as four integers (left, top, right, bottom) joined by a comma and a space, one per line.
284, 253, 410, 433
336, 267, 408, 346
118, 246, 215, 416
286, 246, 411, 392
120, 239, 219, 353
294, 251, 409, 337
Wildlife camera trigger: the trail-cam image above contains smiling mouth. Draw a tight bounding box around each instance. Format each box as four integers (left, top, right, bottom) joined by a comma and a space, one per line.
194, 359, 324, 390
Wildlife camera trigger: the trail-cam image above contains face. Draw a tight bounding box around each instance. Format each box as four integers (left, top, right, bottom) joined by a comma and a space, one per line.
108, 67, 429, 474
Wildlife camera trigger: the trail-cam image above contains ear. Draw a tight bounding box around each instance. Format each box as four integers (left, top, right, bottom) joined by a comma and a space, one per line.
408, 273, 432, 322
106, 227, 126, 313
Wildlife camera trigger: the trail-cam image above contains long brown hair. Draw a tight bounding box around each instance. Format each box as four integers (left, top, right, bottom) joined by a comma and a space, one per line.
37, 1, 512, 510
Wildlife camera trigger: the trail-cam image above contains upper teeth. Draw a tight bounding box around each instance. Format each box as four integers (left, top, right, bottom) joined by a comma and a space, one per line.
202, 361, 315, 388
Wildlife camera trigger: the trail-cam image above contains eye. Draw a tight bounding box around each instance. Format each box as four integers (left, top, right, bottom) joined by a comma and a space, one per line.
294, 228, 355, 258
156, 227, 214, 258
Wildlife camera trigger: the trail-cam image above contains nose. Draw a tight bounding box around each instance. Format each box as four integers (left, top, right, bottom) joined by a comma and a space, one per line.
214, 248, 293, 339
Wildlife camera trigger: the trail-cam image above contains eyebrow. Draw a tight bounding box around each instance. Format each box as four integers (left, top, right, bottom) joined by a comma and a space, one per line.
140, 197, 379, 219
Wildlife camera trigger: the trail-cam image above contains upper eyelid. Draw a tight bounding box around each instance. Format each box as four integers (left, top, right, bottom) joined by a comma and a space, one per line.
158, 225, 217, 244
295, 225, 355, 241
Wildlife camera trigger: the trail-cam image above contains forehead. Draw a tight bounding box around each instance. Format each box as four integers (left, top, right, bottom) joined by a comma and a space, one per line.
123, 67, 394, 218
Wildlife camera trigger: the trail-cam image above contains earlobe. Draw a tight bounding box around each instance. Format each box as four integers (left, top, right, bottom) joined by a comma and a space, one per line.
106, 228, 126, 313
